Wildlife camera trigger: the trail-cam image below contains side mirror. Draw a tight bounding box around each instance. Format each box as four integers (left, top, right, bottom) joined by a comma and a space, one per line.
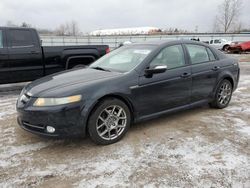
145, 65, 167, 77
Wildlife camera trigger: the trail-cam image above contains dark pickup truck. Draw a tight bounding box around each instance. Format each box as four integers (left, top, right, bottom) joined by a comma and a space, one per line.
0, 27, 110, 84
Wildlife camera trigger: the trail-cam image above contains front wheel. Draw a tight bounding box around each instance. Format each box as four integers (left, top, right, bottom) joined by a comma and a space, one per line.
209, 79, 233, 109
88, 98, 131, 145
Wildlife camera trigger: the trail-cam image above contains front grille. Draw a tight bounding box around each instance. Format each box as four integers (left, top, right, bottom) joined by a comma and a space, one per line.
22, 121, 45, 133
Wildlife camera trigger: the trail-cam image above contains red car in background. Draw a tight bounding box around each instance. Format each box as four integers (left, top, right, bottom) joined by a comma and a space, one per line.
228, 41, 250, 53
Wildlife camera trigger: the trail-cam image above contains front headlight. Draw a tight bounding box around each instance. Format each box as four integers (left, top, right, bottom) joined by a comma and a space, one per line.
33, 95, 82, 107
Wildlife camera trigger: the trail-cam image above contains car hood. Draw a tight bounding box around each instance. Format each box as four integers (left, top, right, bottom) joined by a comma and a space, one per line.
25, 68, 121, 97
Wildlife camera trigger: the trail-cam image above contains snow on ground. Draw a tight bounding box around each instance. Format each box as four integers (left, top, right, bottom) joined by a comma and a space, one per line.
0, 94, 18, 120
0, 61, 249, 187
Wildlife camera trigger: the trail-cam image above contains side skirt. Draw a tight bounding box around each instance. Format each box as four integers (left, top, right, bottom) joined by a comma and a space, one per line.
134, 99, 209, 123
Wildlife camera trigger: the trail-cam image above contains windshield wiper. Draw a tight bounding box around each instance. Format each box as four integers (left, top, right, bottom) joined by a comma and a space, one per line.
91, 66, 111, 72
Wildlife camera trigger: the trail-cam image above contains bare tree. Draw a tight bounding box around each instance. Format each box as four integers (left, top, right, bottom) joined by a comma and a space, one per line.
55, 21, 80, 36
213, 16, 221, 32
67, 21, 80, 36
20, 22, 32, 28
6, 21, 32, 28
6, 21, 18, 27
55, 24, 67, 36
235, 21, 242, 33
215, 0, 242, 33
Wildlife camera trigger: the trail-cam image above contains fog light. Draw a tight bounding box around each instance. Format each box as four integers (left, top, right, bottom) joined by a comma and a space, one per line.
46, 126, 55, 133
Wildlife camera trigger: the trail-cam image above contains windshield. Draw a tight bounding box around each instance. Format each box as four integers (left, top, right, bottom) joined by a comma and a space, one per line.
90, 45, 155, 73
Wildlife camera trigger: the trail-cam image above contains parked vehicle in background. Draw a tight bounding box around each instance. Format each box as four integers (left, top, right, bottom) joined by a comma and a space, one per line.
17, 40, 240, 145
202, 41, 209, 44
190, 38, 200, 41
0, 27, 110, 84
228, 41, 250, 53
118, 41, 132, 48
209, 39, 232, 51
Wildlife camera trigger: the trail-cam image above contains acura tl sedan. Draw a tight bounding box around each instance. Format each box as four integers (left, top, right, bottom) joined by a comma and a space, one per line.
17, 40, 240, 145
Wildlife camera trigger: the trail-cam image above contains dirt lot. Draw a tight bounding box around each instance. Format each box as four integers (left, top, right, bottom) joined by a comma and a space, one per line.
0, 54, 250, 188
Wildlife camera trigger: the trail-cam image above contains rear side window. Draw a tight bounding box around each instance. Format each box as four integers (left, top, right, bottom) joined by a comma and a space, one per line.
150, 45, 185, 69
207, 48, 216, 61
0, 30, 3, 48
186, 44, 209, 64
9, 29, 34, 47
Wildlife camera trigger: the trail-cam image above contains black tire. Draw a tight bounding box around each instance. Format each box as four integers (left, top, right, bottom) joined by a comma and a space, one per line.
209, 79, 233, 109
238, 48, 243, 54
222, 45, 229, 52
88, 98, 131, 145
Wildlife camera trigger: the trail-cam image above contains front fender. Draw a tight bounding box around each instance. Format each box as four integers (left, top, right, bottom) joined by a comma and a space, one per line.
79, 76, 138, 135
79, 91, 134, 135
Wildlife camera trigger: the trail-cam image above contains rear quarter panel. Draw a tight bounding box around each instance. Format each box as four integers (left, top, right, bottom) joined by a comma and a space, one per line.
213, 57, 239, 93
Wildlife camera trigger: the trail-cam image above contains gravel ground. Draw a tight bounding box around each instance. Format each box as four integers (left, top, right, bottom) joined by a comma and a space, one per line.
0, 54, 249, 188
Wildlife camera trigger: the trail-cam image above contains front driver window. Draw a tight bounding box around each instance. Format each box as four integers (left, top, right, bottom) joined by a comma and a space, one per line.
150, 45, 185, 69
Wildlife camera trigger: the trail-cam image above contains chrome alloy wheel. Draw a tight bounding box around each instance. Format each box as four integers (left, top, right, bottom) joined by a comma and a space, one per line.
96, 105, 127, 140
217, 82, 232, 105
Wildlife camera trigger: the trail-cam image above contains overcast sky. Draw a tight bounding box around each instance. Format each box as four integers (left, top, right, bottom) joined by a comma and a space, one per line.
0, 0, 249, 33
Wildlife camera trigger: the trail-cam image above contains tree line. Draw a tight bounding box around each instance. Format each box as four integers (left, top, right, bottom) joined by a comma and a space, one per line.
6, 20, 82, 36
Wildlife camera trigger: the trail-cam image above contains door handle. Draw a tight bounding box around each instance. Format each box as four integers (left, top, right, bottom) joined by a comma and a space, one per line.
180, 72, 191, 78
212, 66, 220, 71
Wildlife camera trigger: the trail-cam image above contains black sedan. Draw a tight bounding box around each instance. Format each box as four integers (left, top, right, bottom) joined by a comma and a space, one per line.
16, 40, 240, 145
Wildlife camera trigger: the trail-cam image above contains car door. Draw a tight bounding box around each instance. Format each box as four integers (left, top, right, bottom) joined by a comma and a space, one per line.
211, 39, 223, 50
0, 28, 10, 84
185, 44, 219, 103
7, 28, 43, 83
133, 44, 192, 117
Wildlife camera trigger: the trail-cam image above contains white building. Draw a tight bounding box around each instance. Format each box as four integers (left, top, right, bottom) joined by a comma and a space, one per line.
90, 27, 161, 36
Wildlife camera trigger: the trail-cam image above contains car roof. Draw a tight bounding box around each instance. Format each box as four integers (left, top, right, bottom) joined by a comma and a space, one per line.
130, 39, 226, 59
132, 39, 210, 47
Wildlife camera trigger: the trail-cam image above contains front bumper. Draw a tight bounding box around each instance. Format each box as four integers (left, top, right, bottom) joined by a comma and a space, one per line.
17, 103, 86, 138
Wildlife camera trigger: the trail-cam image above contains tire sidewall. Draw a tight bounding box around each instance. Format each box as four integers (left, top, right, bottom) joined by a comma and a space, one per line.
88, 98, 131, 145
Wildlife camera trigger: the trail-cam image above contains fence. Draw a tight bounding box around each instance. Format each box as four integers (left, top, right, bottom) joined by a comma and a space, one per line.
40, 33, 250, 49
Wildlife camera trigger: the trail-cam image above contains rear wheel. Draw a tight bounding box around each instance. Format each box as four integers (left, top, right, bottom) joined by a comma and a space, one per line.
209, 79, 233, 109
222, 45, 229, 52
237, 48, 243, 54
88, 98, 131, 145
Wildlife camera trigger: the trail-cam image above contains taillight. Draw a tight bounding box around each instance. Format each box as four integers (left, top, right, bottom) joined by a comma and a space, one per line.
106, 48, 110, 54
